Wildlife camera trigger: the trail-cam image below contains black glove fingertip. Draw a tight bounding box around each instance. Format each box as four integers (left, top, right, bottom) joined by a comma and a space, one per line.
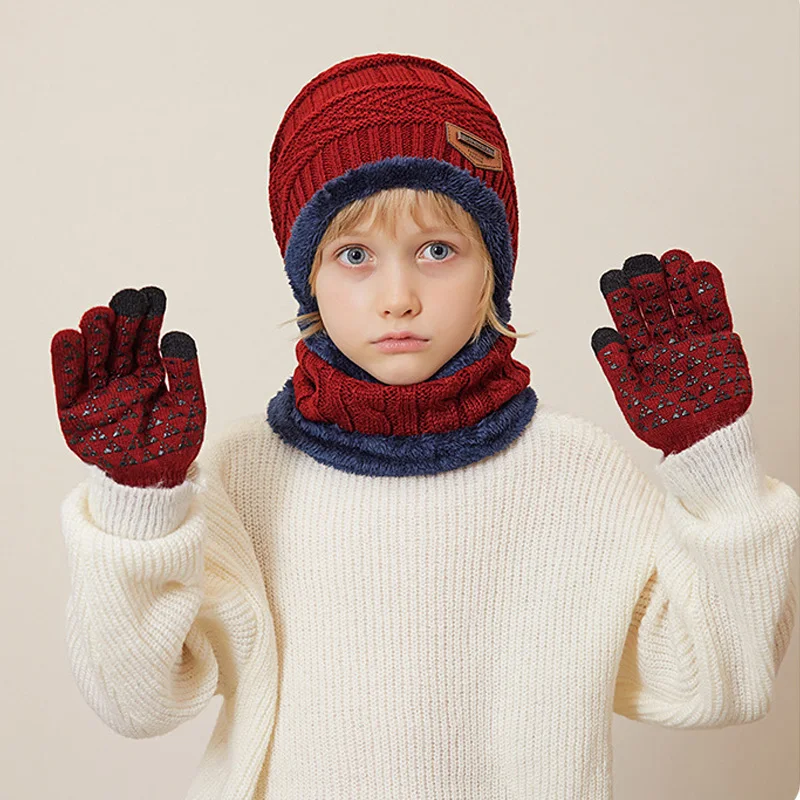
591, 327, 623, 355
109, 288, 148, 318
140, 286, 167, 318
622, 253, 661, 278
599, 269, 627, 296
161, 330, 197, 360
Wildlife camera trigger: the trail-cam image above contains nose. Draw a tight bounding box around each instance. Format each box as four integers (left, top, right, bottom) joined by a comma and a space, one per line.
378, 259, 421, 316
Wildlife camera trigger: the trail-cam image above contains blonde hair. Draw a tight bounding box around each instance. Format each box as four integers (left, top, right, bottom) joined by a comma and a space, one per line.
278, 187, 535, 345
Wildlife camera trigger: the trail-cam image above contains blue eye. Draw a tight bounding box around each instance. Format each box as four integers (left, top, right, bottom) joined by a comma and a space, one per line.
334, 241, 455, 267
337, 246, 369, 267
423, 242, 453, 261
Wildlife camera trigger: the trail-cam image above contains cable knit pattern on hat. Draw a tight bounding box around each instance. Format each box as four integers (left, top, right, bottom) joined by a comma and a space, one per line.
268, 53, 519, 268
59, 403, 800, 799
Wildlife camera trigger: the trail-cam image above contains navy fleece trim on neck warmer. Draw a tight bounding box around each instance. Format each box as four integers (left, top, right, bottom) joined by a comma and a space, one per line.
267, 380, 538, 477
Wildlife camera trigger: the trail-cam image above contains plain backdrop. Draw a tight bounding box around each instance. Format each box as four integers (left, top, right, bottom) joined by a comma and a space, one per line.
1, 1, 798, 798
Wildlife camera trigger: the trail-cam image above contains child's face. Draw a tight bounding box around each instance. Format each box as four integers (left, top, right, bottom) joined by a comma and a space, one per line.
314, 209, 486, 385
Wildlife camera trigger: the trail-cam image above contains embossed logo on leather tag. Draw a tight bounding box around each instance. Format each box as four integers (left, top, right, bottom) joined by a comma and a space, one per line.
445, 121, 503, 171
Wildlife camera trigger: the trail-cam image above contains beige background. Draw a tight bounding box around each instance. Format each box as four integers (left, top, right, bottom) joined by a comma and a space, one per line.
1, 0, 798, 798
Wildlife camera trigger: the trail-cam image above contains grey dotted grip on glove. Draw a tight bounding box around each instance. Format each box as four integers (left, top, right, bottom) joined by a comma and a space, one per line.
50, 286, 207, 488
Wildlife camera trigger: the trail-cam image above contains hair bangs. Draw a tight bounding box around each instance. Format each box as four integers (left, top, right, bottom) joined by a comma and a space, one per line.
320, 187, 484, 250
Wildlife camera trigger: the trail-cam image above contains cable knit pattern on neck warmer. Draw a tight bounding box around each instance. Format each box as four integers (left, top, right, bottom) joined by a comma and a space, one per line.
291, 328, 531, 434
58, 405, 800, 799
266, 324, 539, 477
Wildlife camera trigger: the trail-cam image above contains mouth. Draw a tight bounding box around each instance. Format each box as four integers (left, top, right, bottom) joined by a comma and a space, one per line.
373, 331, 429, 343
373, 336, 430, 352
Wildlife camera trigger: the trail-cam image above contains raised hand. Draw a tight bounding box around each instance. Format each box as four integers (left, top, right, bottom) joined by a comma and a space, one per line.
590, 248, 753, 457
50, 286, 206, 488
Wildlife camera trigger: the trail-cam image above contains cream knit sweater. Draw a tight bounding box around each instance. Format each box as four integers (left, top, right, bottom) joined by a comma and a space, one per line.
59, 403, 800, 799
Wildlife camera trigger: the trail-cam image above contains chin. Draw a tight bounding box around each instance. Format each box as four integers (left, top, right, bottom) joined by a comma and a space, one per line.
369, 361, 441, 386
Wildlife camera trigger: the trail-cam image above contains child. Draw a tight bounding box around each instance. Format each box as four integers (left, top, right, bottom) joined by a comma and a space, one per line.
50, 52, 800, 799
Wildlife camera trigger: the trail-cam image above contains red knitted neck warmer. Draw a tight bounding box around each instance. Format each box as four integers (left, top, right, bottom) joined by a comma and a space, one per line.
291, 329, 532, 436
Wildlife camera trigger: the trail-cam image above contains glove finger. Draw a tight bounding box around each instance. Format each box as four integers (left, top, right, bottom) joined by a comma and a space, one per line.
660, 248, 705, 338
50, 328, 85, 409
591, 326, 642, 410
108, 288, 148, 378
79, 305, 115, 390
599, 269, 650, 361
135, 286, 168, 371
621, 254, 679, 345
691, 259, 734, 334
161, 331, 204, 411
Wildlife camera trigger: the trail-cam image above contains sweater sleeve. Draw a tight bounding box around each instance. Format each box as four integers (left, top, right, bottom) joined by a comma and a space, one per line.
610, 411, 800, 729
60, 434, 270, 739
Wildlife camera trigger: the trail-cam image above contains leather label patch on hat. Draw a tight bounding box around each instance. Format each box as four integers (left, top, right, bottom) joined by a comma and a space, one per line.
445, 122, 503, 171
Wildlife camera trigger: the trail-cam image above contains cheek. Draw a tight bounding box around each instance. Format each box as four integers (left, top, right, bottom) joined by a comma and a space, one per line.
446, 264, 485, 299
317, 274, 355, 314
317, 284, 366, 337
437, 276, 482, 316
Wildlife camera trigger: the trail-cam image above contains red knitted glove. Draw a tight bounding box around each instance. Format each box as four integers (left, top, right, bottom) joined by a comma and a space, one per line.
591, 248, 753, 457
50, 286, 206, 488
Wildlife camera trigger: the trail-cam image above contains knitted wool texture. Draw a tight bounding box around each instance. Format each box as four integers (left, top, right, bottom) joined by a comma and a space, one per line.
60, 406, 800, 798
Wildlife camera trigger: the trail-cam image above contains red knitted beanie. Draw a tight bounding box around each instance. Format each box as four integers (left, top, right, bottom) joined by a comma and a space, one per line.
268, 52, 519, 268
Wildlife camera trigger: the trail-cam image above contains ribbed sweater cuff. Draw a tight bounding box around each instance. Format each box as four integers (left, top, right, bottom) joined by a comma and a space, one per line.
655, 412, 762, 517
86, 463, 200, 540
